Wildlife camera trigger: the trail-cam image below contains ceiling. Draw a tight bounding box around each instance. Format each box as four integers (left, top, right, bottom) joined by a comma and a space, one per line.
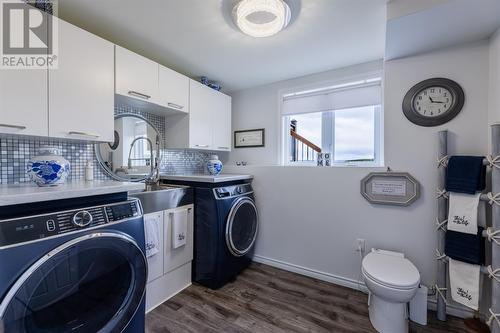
386, 0, 500, 60
57, 0, 387, 93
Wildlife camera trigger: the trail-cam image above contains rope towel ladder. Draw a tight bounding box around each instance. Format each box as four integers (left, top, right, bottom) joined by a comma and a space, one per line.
435, 249, 447, 261
487, 265, 500, 284
435, 218, 448, 232
437, 155, 500, 169
437, 155, 449, 168
487, 227, 500, 246
488, 192, 500, 207
434, 284, 447, 305
487, 155, 500, 170
488, 308, 500, 330
436, 188, 449, 199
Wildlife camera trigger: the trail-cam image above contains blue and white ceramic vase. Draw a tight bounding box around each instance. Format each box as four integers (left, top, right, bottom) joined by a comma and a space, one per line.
207, 155, 223, 176
27, 147, 71, 187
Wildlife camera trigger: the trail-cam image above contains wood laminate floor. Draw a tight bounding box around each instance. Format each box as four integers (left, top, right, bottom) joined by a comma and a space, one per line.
146, 263, 468, 333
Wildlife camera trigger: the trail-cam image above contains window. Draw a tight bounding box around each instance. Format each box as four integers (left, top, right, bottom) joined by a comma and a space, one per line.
281, 76, 383, 166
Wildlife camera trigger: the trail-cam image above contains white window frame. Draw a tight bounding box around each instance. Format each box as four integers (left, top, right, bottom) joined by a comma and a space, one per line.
278, 71, 384, 167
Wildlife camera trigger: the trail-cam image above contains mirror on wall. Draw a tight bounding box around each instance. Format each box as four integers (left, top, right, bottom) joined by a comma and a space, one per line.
95, 114, 161, 182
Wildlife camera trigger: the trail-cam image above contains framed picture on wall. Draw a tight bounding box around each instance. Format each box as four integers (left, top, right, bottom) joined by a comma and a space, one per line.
234, 129, 265, 148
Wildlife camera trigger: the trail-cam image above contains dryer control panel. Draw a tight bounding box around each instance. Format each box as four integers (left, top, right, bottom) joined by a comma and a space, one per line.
0, 200, 141, 248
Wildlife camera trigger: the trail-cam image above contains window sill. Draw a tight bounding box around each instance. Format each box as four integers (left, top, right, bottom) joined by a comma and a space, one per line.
284, 162, 384, 168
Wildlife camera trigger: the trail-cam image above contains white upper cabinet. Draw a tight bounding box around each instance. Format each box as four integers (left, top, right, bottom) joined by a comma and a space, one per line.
158, 65, 189, 113
165, 80, 232, 151
0, 68, 48, 137
212, 93, 232, 151
189, 80, 215, 150
115, 46, 159, 104
49, 19, 114, 142
0, 4, 48, 137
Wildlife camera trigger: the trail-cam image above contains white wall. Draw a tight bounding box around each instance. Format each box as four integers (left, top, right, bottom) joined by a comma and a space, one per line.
227, 41, 490, 289
490, 28, 500, 128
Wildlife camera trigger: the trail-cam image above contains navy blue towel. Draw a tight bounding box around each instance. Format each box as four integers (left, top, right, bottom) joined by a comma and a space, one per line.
445, 227, 485, 265
446, 156, 486, 194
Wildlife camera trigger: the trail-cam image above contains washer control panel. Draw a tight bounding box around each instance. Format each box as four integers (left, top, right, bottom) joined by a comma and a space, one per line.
214, 183, 253, 199
0, 200, 141, 247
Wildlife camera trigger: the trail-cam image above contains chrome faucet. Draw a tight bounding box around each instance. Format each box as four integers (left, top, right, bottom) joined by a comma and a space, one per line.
127, 136, 161, 186
128, 137, 154, 169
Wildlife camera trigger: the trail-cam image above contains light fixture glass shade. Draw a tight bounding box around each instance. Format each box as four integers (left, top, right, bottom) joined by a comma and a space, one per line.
233, 0, 291, 38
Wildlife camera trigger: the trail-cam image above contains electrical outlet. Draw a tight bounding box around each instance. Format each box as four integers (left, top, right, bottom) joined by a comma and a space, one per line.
356, 239, 366, 253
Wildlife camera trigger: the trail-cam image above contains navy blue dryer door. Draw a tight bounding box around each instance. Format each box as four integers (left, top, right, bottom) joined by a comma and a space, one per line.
0, 232, 147, 333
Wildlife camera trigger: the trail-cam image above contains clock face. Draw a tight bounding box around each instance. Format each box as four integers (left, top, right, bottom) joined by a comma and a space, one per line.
402, 78, 465, 127
412, 86, 453, 118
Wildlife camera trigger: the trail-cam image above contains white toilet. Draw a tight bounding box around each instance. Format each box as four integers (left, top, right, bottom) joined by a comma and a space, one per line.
362, 249, 420, 333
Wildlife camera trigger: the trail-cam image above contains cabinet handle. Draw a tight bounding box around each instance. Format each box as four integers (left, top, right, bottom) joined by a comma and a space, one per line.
68, 131, 100, 138
0, 123, 26, 130
194, 144, 209, 148
218, 147, 229, 150
128, 90, 151, 100
167, 102, 184, 110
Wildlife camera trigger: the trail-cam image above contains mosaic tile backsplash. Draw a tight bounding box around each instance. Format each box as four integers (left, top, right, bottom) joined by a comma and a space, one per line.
0, 105, 213, 184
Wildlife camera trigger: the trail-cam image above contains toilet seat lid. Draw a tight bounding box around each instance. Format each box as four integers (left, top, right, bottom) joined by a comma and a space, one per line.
362, 252, 420, 289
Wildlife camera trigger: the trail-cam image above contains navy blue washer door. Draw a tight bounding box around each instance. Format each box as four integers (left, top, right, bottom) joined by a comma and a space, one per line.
0, 232, 147, 333
225, 197, 259, 257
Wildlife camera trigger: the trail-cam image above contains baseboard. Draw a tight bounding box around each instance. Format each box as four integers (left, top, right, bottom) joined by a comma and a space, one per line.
146, 282, 192, 314
252, 254, 369, 293
253, 254, 478, 320
427, 298, 477, 320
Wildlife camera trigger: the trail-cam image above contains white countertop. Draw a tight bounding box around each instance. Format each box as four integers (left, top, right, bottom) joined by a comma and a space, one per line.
160, 174, 253, 183
0, 181, 145, 207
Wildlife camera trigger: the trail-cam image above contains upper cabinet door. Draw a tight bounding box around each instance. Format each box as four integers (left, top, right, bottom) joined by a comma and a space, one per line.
115, 46, 158, 103
158, 65, 189, 113
49, 19, 114, 142
0, 69, 48, 137
189, 80, 214, 150
0, 4, 48, 137
212, 94, 232, 151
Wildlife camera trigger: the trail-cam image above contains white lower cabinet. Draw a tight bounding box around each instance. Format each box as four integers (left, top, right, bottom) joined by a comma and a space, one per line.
145, 205, 194, 312
144, 212, 164, 283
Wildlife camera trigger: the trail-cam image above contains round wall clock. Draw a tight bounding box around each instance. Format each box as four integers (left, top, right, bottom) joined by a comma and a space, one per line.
402, 78, 465, 127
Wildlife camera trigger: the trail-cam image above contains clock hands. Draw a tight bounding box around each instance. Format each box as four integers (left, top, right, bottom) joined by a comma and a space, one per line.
429, 96, 445, 104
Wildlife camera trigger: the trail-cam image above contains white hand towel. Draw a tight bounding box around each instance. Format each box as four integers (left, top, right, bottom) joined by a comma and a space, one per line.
449, 258, 480, 310
144, 213, 160, 258
447, 192, 481, 235
171, 209, 188, 249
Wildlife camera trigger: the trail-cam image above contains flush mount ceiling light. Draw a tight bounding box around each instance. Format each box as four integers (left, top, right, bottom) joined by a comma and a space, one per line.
233, 0, 291, 38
